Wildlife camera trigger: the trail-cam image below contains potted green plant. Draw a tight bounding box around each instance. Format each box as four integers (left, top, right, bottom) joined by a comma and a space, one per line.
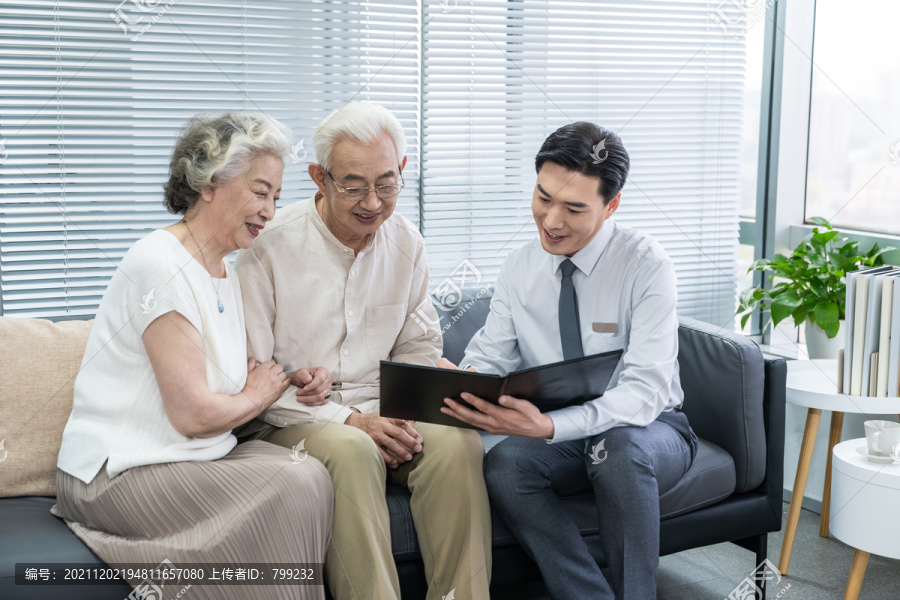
738, 217, 894, 358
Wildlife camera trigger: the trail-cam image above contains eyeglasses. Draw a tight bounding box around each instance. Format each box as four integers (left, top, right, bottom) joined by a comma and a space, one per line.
326, 168, 405, 202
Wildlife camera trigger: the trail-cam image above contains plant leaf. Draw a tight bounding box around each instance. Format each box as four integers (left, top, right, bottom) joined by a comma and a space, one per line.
814, 302, 839, 331
771, 291, 802, 325
808, 216, 832, 228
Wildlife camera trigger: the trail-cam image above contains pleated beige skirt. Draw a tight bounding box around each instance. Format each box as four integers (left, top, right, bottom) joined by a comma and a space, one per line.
51, 440, 333, 600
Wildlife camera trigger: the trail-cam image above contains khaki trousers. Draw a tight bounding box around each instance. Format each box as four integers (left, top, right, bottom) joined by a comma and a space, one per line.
249, 421, 492, 600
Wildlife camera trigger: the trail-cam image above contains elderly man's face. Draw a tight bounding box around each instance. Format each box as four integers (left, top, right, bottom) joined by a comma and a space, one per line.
317, 135, 404, 244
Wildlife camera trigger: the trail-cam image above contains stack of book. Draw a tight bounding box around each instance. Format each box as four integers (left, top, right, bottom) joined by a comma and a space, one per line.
842, 266, 900, 397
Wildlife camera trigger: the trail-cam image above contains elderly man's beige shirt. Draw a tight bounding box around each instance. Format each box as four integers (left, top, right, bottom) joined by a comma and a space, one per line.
234, 195, 442, 429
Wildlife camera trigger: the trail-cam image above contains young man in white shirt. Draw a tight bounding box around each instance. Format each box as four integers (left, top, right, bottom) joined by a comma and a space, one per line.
441, 122, 697, 600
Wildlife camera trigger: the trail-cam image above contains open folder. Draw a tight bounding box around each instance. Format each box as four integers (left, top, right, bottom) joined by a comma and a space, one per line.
379, 349, 624, 430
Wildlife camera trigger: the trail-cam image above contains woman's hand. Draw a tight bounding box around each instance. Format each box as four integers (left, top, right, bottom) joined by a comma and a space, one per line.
290, 367, 333, 407
242, 357, 290, 410
144, 313, 290, 438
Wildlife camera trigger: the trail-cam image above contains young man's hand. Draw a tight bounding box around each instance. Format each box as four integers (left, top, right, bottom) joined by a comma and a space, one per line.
442, 393, 555, 439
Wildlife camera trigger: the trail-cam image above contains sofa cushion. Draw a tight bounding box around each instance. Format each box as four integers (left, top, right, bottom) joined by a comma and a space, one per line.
433, 287, 493, 366
677, 317, 766, 494
0, 496, 131, 599
0, 318, 91, 498
659, 438, 735, 519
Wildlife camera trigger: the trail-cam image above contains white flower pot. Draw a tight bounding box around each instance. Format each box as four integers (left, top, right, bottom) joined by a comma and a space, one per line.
804, 319, 844, 359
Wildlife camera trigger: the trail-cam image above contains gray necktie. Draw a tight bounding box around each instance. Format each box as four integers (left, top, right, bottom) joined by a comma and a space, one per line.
558, 259, 584, 360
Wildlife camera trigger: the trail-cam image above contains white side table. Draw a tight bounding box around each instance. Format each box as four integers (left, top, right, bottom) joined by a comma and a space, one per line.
778, 359, 900, 575
830, 439, 900, 599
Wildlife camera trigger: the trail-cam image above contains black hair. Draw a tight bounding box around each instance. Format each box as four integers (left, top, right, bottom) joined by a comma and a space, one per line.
534, 122, 630, 204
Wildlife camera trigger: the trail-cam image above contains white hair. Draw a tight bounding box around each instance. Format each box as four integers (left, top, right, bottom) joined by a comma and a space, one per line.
312, 102, 406, 172
164, 112, 292, 214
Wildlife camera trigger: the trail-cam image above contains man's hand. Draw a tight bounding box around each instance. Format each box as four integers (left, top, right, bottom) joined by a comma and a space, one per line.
345, 412, 423, 468
290, 367, 332, 407
442, 393, 555, 439
436, 358, 476, 372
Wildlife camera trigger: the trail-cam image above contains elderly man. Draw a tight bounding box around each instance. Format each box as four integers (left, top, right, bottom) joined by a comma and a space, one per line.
234, 102, 491, 600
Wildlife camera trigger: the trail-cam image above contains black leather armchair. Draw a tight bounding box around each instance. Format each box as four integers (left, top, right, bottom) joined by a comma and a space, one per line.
0, 290, 785, 600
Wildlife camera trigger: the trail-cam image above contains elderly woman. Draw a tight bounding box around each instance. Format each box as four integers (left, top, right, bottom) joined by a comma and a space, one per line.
51, 112, 333, 600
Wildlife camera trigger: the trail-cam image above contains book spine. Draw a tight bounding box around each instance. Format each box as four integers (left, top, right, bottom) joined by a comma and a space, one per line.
877, 280, 894, 396
843, 272, 856, 395
889, 277, 900, 397
850, 277, 869, 396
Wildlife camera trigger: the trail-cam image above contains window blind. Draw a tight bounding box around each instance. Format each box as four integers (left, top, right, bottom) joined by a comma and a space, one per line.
421, 0, 746, 326
2, 0, 748, 327
0, 0, 421, 318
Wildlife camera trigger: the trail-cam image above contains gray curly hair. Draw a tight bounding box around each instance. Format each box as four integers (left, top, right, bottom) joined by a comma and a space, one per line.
163, 112, 292, 214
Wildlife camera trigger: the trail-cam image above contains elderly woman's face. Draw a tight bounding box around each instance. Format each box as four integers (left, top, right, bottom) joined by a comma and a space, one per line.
322, 135, 402, 240
210, 152, 283, 251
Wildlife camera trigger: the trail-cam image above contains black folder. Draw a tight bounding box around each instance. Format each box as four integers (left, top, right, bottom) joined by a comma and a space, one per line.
379, 350, 624, 430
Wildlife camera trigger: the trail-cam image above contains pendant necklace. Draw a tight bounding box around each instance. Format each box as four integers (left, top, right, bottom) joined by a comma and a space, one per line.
182, 219, 224, 313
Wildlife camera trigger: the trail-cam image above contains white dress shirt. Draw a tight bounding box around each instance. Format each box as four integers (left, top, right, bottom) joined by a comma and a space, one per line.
462, 219, 684, 444
234, 195, 442, 429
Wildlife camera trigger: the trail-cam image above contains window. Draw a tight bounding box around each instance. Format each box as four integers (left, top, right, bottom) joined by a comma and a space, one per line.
0, 0, 421, 317
805, 0, 900, 235
2, 0, 757, 328
423, 1, 754, 326
736, 2, 772, 334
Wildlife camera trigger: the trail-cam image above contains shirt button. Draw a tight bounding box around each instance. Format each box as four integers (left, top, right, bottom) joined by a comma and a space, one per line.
343, 349, 349, 356
347, 310, 354, 317
350, 270, 356, 277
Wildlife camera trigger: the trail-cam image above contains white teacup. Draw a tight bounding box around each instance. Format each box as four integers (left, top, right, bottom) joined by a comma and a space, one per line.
864, 420, 900, 460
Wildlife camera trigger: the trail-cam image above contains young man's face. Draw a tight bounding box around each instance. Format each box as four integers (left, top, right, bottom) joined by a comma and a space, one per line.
531, 161, 620, 257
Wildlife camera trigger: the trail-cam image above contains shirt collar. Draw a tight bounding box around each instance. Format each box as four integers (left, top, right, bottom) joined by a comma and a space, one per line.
552, 219, 616, 277
308, 193, 376, 255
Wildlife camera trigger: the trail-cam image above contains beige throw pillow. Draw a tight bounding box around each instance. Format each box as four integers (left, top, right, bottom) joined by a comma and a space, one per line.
0, 317, 92, 497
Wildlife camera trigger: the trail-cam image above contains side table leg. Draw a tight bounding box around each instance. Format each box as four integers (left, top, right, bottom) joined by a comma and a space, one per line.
779, 407, 821, 575
844, 549, 870, 600
820, 410, 844, 538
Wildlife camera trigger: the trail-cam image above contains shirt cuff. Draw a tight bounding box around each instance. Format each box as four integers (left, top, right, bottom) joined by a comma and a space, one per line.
548, 406, 590, 443
354, 399, 381, 415
313, 402, 355, 425
461, 357, 503, 376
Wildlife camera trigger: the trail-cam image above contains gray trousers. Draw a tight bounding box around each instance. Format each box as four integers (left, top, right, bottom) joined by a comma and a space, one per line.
484, 412, 696, 600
